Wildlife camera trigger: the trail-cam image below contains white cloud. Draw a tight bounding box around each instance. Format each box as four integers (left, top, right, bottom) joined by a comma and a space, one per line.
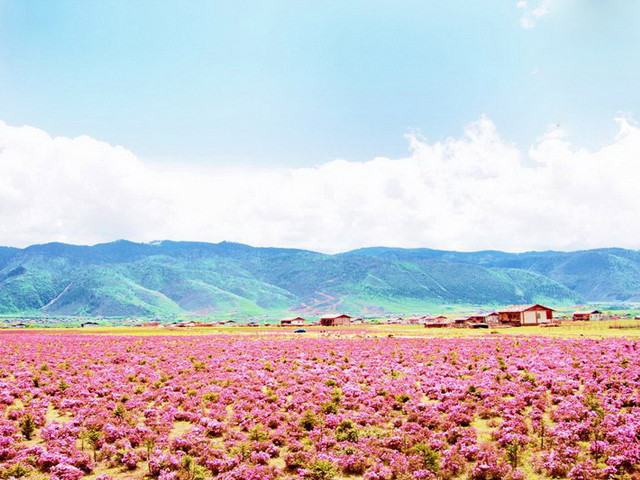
1, 116, 640, 253
517, 0, 553, 28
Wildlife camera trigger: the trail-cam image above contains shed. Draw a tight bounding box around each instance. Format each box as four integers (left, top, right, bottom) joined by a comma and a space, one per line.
280, 316, 306, 326
572, 310, 603, 321
498, 304, 554, 326
81, 321, 99, 328
320, 314, 352, 326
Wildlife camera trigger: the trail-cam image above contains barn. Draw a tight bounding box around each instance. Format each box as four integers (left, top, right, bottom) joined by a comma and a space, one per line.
498, 304, 554, 326
320, 314, 352, 326
280, 316, 306, 326
572, 310, 603, 321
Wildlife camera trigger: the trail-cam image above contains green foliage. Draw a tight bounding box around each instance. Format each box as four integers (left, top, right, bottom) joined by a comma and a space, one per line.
307, 459, 338, 480
19, 414, 36, 440
113, 403, 127, 419
394, 393, 411, 404
248, 424, 269, 441
335, 419, 359, 442
202, 391, 219, 403
80, 426, 103, 461
505, 441, 521, 469
520, 370, 537, 384
411, 443, 440, 472
321, 401, 338, 414
584, 392, 605, 419
1, 462, 31, 479
299, 409, 319, 431
181, 455, 208, 480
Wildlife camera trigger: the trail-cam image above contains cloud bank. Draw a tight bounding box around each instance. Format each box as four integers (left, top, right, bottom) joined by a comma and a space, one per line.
1, 116, 640, 253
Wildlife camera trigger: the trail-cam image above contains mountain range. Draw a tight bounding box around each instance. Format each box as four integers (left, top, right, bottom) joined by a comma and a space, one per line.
0, 240, 639, 318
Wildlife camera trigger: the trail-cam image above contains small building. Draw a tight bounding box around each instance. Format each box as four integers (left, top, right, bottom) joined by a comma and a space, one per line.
280, 316, 306, 326
423, 316, 453, 328
424, 319, 455, 328
175, 321, 197, 328
498, 304, 554, 326
387, 317, 405, 325
466, 312, 499, 325
352, 318, 365, 325
247, 322, 260, 327
81, 321, 99, 328
572, 310, 603, 321
320, 314, 352, 326
182, 321, 215, 327
217, 320, 237, 325
139, 321, 160, 327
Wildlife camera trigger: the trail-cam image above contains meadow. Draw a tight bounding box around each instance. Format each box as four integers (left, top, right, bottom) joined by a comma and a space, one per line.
1, 328, 639, 479
46, 319, 640, 339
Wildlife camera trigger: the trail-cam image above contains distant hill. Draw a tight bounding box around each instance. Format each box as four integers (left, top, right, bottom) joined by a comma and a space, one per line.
0, 240, 638, 317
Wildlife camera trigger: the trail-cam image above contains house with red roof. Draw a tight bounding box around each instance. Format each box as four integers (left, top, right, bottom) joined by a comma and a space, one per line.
320, 314, 352, 326
280, 316, 306, 326
572, 310, 603, 321
465, 312, 499, 325
497, 304, 554, 326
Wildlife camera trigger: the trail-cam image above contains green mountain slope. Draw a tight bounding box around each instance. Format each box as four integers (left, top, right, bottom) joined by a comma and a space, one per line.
2, 240, 638, 317
348, 247, 640, 301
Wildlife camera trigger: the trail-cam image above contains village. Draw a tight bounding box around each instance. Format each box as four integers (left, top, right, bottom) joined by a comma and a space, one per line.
3, 304, 628, 330
274, 305, 607, 329
124, 304, 618, 330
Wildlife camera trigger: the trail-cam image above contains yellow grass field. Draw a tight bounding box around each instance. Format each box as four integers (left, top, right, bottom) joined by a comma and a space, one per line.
14, 319, 640, 339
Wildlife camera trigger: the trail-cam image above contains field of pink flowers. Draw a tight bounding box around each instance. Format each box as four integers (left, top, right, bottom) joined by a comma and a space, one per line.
1, 333, 639, 480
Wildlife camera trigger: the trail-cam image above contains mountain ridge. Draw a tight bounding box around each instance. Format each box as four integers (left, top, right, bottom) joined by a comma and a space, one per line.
0, 240, 638, 317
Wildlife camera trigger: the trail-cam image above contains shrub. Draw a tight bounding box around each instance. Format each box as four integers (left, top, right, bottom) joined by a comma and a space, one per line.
306, 459, 338, 480
19, 413, 36, 440
248, 424, 269, 441
411, 443, 440, 472
300, 410, 319, 431
284, 451, 310, 470
1, 462, 32, 479
335, 420, 359, 442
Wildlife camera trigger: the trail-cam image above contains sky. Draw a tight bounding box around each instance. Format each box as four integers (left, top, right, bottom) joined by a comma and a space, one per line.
1, 0, 640, 253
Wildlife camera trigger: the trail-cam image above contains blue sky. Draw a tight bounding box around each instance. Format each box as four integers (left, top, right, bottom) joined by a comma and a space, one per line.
1, 0, 639, 166
2, 1, 640, 252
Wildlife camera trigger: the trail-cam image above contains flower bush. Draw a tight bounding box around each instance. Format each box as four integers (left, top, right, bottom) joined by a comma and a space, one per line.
0, 332, 639, 479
